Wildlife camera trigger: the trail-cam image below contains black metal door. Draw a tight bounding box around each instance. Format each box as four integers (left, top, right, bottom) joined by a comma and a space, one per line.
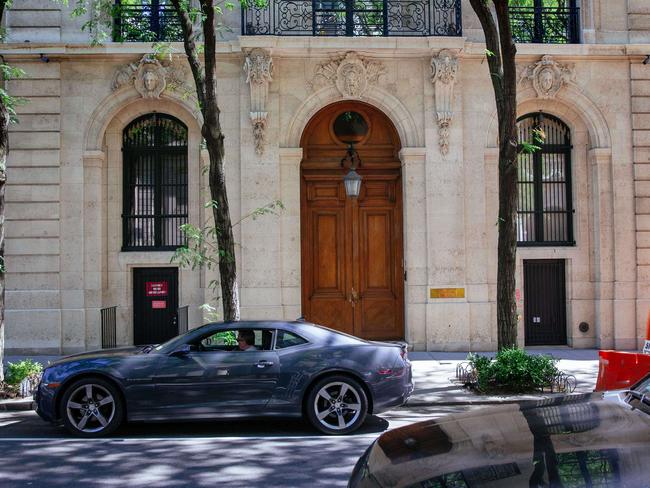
133, 267, 179, 345
524, 259, 567, 346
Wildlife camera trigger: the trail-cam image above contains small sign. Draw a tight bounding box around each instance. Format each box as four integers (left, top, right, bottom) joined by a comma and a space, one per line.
430, 288, 465, 299
643, 340, 650, 355
146, 281, 168, 297
516, 289, 522, 303
151, 300, 167, 309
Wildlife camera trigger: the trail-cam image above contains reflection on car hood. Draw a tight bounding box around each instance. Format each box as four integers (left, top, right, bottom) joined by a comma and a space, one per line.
48, 346, 143, 367
365, 393, 650, 488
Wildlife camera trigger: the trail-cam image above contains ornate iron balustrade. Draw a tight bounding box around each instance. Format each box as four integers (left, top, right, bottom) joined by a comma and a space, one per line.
510, 6, 580, 44
113, 1, 183, 42
242, 0, 462, 37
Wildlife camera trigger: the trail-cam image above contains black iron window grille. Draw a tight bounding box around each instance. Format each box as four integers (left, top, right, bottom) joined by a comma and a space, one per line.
510, 0, 580, 44
113, 0, 183, 42
122, 113, 189, 251
517, 113, 574, 246
242, 0, 462, 36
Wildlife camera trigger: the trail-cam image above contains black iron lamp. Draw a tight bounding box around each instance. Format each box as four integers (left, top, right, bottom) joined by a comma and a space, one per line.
334, 111, 368, 198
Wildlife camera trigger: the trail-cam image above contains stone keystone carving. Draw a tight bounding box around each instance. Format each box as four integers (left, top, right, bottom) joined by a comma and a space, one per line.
431, 49, 459, 156
519, 55, 575, 99
311, 52, 386, 98
244, 48, 274, 155
112, 54, 189, 99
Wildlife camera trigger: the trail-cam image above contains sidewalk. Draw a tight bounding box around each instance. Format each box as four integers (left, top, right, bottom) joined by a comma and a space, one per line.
406, 349, 599, 406
1, 349, 601, 411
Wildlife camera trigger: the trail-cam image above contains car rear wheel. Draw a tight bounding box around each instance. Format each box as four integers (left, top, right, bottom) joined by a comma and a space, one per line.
306, 375, 368, 435
60, 377, 124, 438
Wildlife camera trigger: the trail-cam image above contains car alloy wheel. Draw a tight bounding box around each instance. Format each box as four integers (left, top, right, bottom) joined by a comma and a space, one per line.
61, 377, 124, 437
307, 376, 368, 435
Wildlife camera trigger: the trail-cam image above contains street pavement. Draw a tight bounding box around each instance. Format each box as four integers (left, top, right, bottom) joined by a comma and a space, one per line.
0, 348, 601, 487
0, 405, 477, 487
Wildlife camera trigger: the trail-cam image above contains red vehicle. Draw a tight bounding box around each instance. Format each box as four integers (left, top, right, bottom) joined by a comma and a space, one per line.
595, 314, 650, 391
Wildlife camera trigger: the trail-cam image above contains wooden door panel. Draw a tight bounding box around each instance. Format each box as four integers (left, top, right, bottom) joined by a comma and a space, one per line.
356, 198, 403, 339
302, 180, 353, 335
311, 210, 345, 295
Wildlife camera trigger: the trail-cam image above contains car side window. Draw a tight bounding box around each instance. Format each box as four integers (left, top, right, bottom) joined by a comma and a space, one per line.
198, 329, 273, 352
275, 330, 308, 349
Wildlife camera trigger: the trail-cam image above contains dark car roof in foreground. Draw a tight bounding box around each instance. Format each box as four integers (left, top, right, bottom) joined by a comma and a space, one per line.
358, 393, 650, 488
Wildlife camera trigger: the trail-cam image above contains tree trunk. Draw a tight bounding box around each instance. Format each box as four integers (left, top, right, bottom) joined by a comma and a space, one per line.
205, 131, 240, 322
470, 0, 519, 349
0, 101, 8, 380
172, 0, 240, 321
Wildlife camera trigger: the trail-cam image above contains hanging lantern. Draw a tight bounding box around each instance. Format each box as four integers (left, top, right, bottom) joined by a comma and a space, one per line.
343, 168, 362, 198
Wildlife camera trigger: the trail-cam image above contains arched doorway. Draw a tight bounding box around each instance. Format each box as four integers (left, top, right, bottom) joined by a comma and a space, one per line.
300, 101, 404, 340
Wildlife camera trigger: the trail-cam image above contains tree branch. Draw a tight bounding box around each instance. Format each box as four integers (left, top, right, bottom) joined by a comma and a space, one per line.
170, 0, 207, 109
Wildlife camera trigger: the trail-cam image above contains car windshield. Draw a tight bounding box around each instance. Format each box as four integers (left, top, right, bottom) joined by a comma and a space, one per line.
152, 323, 215, 353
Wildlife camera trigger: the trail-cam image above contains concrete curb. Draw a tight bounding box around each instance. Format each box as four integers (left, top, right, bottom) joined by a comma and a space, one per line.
0, 398, 34, 412
403, 391, 593, 408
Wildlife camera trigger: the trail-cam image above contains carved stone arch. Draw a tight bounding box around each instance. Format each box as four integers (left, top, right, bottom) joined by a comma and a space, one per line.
84, 90, 202, 152
283, 85, 423, 149
485, 85, 611, 149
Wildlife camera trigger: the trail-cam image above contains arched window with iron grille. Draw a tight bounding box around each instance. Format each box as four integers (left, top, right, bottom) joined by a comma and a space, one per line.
122, 113, 188, 251
517, 113, 574, 246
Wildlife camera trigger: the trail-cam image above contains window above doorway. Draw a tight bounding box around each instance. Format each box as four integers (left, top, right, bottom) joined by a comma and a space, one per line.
517, 112, 575, 247
113, 1, 183, 42
122, 113, 189, 251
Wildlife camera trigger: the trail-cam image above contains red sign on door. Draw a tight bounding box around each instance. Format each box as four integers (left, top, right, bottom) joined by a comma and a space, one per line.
146, 281, 168, 297
151, 300, 167, 309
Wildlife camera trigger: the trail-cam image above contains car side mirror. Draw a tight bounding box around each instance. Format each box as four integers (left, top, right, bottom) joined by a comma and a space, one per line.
169, 344, 191, 357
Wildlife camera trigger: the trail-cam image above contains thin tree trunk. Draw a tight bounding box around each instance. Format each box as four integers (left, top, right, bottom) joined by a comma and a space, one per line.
172, 0, 240, 321
0, 101, 8, 380
470, 0, 519, 349
0, 0, 9, 380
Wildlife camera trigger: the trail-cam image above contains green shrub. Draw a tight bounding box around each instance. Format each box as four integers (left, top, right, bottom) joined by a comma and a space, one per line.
468, 348, 559, 393
4, 359, 43, 386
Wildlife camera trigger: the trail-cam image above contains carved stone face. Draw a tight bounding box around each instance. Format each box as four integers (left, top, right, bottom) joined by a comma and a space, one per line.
539, 68, 554, 92
341, 64, 364, 96
143, 70, 158, 91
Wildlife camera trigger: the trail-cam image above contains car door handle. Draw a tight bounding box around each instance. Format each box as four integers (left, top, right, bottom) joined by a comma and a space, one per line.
256, 360, 274, 368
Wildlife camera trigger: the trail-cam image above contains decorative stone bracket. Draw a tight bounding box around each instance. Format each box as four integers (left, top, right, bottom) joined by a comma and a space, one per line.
112, 54, 190, 99
519, 55, 575, 99
430, 49, 459, 156
244, 48, 274, 155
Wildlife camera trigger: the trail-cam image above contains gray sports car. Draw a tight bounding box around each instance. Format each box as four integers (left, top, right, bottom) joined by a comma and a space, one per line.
34, 320, 413, 437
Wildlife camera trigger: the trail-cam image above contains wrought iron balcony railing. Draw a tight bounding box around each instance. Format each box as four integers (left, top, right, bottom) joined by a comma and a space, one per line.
510, 6, 580, 44
242, 0, 462, 37
113, 1, 183, 42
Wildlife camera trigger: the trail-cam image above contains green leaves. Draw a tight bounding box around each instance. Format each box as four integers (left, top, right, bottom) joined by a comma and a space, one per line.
519, 126, 546, 154
4, 359, 43, 386
468, 348, 559, 393
0, 63, 26, 124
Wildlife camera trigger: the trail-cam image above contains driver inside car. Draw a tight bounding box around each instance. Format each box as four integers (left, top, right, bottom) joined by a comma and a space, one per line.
236, 330, 259, 351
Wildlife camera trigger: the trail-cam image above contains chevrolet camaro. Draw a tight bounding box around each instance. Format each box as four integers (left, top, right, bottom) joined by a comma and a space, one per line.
34, 320, 413, 437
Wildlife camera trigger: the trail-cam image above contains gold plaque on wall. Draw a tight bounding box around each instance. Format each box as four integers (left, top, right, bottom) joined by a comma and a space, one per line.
430, 288, 465, 299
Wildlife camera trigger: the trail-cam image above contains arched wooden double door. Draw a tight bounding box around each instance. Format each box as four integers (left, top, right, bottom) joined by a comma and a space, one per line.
300, 101, 404, 340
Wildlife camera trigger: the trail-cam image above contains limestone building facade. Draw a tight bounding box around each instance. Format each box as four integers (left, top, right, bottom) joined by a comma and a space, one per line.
2, 0, 650, 353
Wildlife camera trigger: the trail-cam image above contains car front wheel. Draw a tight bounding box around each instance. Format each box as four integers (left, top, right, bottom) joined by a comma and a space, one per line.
306, 375, 368, 435
60, 377, 124, 438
